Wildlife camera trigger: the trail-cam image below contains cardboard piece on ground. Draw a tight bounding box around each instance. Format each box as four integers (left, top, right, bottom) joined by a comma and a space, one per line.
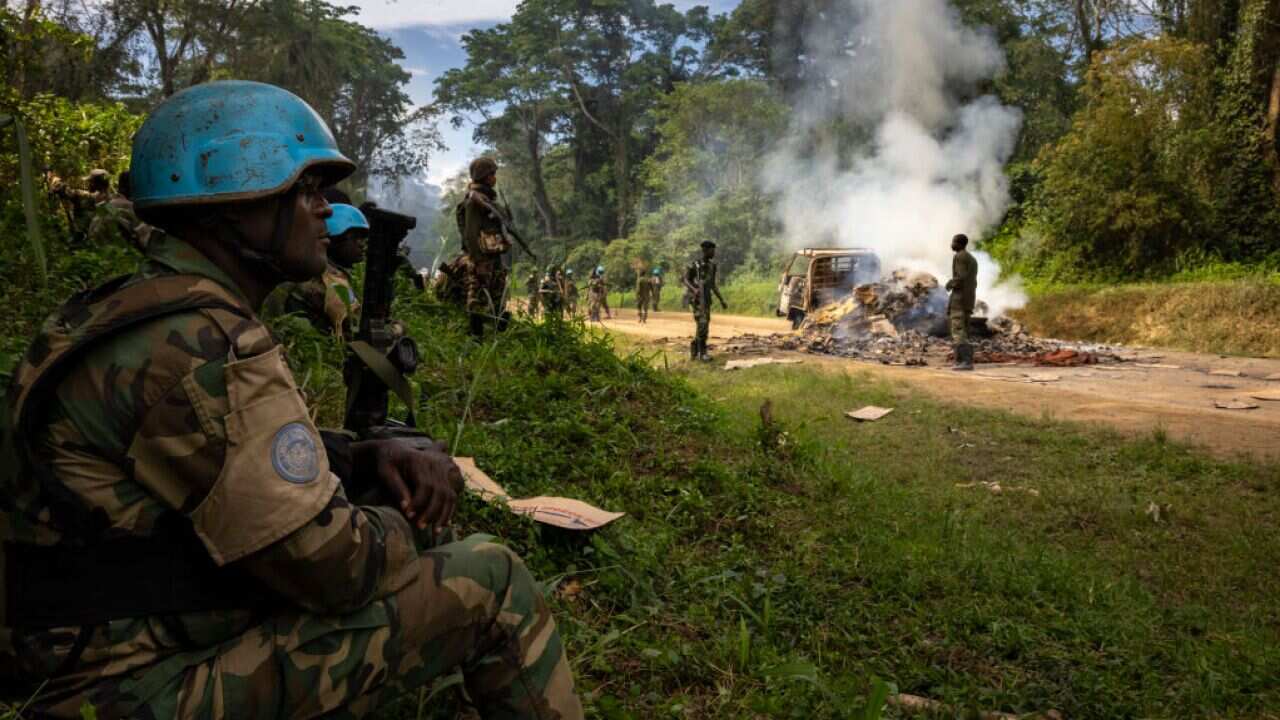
1209, 369, 1244, 377
846, 406, 894, 422
1214, 400, 1260, 410
454, 457, 625, 530
1025, 374, 1061, 383
1265, 373, 1280, 382
1248, 388, 1280, 401
724, 357, 804, 370
1135, 363, 1182, 370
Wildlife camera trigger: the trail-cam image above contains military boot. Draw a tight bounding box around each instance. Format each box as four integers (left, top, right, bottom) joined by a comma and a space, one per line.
698, 340, 713, 362
952, 343, 974, 371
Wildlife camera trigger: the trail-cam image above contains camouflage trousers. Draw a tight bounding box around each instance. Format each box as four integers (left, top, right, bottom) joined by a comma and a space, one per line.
465, 257, 508, 318
949, 306, 971, 344
587, 295, 604, 322
693, 304, 711, 345
30, 536, 582, 720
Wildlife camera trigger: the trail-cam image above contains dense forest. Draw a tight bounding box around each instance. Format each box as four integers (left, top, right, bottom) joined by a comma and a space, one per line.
3, 0, 1280, 310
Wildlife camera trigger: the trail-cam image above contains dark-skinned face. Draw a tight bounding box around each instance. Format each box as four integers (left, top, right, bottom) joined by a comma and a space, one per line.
702, 246, 716, 260
951, 238, 966, 252
228, 170, 332, 280
330, 228, 367, 268
485, 172, 498, 188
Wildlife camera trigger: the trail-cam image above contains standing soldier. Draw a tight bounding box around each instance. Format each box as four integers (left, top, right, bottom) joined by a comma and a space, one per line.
285, 202, 367, 339
588, 265, 611, 322
459, 156, 512, 337
684, 240, 728, 361
562, 268, 580, 317
525, 268, 542, 318
651, 267, 664, 312
50, 169, 111, 244
87, 170, 153, 252
946, 233, 978, 371
0, 80, 582, 720
635, 269, 653, 324
540, 265, 564, 320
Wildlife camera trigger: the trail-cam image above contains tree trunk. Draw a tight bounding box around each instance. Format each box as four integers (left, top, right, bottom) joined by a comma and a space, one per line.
613, 130, 629, 238
525, 119, 559, 237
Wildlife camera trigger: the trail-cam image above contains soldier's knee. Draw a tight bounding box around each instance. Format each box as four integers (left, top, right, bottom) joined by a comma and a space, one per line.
451, 540, 540, 607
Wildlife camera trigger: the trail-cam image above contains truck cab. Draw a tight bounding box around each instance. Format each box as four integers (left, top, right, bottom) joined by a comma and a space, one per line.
777, 248, 882, 328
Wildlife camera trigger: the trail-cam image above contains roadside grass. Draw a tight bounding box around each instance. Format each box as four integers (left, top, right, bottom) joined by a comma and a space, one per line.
673, 360, 1280, 718
1015, 281, 1280, 357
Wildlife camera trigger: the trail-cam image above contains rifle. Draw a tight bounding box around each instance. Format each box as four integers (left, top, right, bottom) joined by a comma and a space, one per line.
477, 189, 536, 263
343, 203, 420, 433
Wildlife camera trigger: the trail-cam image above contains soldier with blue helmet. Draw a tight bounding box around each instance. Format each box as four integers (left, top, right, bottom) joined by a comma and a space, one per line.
0, 81, 582, 719
587, 265, 611, 322
283, 202, 368, 338
651, 266, 664, 312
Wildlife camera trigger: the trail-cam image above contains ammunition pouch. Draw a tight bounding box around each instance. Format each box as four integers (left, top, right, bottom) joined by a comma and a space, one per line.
478, 229, 511, 255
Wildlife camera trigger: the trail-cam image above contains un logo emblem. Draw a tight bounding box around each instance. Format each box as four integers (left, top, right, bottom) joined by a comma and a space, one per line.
271, 422, 320, 484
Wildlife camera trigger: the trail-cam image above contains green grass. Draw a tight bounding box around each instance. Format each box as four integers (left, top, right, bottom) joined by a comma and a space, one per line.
7, 239, 1280, 717
1016, 280, 1280, 357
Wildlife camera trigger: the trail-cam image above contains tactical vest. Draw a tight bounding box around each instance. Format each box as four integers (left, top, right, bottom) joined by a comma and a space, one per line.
1, 274, 264, 630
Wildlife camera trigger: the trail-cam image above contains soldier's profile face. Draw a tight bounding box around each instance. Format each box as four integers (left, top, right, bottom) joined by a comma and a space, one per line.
331, 229, 367, 267
233, 171, 331, 280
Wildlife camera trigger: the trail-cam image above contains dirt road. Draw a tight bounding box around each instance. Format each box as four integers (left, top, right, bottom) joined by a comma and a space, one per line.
597, 308, 1280, 461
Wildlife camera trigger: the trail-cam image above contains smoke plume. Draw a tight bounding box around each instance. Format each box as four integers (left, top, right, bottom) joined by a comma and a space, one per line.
763, 0, 1026, 315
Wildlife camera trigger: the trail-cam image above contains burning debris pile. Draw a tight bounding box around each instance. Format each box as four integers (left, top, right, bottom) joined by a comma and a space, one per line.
723, 271, 1122, 367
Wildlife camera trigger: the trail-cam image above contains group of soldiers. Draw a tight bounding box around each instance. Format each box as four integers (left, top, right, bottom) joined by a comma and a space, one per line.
49, 167, 153, 252
0, 81, 583, 719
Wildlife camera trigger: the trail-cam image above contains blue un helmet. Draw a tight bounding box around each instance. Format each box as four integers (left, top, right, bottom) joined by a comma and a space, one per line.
325, 203, 369, 239
652, 268, 662, 276
595, 265, 605, 276
130, 81, 354, 211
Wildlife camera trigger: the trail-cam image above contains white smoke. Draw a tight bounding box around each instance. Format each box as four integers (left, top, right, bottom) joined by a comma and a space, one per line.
763, 0, 1026, 316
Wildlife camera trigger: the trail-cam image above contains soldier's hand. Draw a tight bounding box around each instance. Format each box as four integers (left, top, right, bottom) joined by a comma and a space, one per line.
361, 439, 463, 533
720, 300, 729, 311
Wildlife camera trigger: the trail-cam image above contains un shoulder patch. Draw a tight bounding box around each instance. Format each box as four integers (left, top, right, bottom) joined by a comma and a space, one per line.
271, 422, 320, 484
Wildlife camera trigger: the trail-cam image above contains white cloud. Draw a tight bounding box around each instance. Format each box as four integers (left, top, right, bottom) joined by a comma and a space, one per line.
349, 0, 519, 28
404, 66, 430, 76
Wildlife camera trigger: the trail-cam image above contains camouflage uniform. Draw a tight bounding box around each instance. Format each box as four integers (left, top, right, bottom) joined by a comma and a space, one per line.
525, 271, 541, 317
285, 261, 361, 339
561, 276, 579, 317
87, 194, 152, 252
52, 184, 109, 243
635, 276, 653, 324
0, 232, 582, 719
651, 274, 663, 312
686, 257, 719, 353
540, 273, 563, 320
461, 183, 511, 320
947, 248, 978, 344
586, 276, 608, 322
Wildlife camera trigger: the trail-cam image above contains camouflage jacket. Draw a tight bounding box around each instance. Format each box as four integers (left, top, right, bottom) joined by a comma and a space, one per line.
0, 232, 419, 710
87, 195, 152, 252
461, 183, 509, 259
588, 276, 607, 300
949, 249, 978, 314
685, 258, 718, 308
286, 261, 360, 339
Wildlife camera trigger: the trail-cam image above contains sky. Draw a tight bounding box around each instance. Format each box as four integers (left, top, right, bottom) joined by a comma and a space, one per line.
349, 0, 741, 187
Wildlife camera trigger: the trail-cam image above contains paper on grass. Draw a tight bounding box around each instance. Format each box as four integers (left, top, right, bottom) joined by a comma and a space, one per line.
454, 457, 625, 530
846, 406, 894, 422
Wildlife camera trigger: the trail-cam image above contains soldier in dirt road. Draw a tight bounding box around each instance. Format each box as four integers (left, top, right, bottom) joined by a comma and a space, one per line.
0, 80, 582, 720
946, 233, 978, 371
684, 240, 728, 361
